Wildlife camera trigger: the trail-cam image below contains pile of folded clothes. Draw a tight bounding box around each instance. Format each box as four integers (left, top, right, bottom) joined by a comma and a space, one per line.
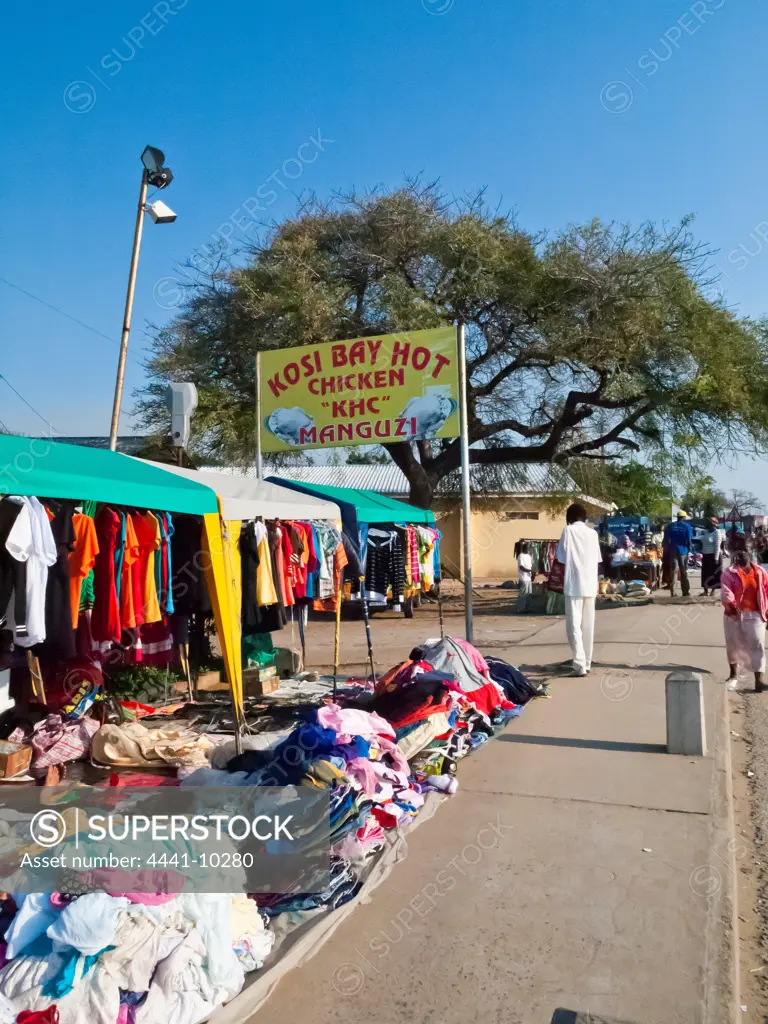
0, 891, 273, 1024
209, 637, 539, 921
0, 637, 542, 1024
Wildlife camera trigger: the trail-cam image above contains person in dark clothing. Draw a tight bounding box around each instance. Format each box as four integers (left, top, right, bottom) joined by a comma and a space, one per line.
597, 523, 616, 579
663, 511, 694, 597
700, 516, 723, 596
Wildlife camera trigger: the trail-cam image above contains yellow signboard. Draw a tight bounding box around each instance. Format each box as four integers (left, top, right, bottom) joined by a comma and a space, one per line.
259, 327, 459, 452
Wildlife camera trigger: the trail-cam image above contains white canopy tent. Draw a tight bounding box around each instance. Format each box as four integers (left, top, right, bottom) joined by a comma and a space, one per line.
140, 461, 342, 522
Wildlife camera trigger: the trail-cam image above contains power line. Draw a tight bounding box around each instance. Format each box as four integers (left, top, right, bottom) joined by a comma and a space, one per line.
0, 374, 58, 434
0, 275, 121, 349
0, 276, 138, 424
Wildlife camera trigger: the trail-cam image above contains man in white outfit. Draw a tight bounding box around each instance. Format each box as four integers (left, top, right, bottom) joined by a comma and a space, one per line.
556, 503, 602, 677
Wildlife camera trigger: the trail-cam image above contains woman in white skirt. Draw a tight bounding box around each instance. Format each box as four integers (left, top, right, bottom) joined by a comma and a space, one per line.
721, 548, 768, 692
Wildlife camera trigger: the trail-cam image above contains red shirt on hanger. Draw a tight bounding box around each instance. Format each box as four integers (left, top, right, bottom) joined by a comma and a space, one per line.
92, 507, 121, 643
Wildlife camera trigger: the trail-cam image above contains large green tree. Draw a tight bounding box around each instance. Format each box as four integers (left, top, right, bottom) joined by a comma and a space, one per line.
139, 185, 768, 506
570, 459, 675, 517
679, 471, 728, 519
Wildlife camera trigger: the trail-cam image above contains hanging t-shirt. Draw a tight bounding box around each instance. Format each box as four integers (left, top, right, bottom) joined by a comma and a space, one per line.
254, 521, 278, 607
120, 515, 142, 630
0, 498, 28, 637
68, 513, 99, 628
155, 512, 175, 615
43, 502, 77, 659
171, 516, 208, 615
518, 552, 533, 584
365, 527, 406, 605
92, 507, 122, 643
6, 496, 57, 648
134, 512, 162, 624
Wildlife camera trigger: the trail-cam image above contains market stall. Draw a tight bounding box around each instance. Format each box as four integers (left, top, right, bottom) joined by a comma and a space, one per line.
268, 477, 441, 618
139, 461, 344, 682
0, 437, 550, 1024
0, 436, 266, 734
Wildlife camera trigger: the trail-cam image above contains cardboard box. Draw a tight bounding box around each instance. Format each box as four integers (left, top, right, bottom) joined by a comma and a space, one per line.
0, 742, 32, 779
196, 670, 229, 692
243, 666, 280, 697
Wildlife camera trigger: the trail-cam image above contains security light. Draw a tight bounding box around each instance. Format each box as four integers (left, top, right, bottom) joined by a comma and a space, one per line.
141, 146, 174, 189
147, 200, 177, 224
141, 146, 165, 173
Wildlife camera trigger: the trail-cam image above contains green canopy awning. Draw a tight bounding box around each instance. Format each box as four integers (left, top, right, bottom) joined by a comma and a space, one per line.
0, 435, 218, 515
270, 477, 435, 525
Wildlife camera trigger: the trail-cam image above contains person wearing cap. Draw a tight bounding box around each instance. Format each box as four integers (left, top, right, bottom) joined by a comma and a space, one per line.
663, 510, 694, 597
700, 516, 723, 596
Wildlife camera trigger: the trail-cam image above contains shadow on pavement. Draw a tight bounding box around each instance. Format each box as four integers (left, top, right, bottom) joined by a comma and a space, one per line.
498, 734, 667, 754
551, 1011, 636, 1024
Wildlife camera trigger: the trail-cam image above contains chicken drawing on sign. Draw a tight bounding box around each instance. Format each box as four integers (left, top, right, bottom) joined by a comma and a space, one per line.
265, 408, 315, 447
399, 387, 457, 438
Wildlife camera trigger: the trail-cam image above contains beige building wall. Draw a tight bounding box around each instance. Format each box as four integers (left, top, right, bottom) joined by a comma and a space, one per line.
432, 496, 608, 581
434, 498, 566, 581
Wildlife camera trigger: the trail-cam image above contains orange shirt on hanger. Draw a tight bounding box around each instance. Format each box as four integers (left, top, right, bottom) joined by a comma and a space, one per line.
68, 513, 99, 628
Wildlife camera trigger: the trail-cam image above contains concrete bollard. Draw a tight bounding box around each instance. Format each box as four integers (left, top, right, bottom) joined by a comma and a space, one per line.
665, 670, 707, 756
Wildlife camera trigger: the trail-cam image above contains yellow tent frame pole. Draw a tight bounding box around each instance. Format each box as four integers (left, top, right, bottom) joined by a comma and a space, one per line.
332, 585, 342, 698
203, 505, 245, 751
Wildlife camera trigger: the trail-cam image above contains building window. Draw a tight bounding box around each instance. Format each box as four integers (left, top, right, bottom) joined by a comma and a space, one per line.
504, 511, 540, 521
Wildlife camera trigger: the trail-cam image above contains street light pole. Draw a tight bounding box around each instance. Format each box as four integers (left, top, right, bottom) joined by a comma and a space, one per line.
109, 168, 149, 451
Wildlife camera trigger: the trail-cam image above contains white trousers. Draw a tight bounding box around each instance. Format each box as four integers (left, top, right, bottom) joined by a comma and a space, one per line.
565, 596, 596, 673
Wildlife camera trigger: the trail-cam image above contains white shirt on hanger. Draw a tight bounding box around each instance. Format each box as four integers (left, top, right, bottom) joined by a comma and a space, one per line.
6, 496, 57, 647
517, 552, 533, 583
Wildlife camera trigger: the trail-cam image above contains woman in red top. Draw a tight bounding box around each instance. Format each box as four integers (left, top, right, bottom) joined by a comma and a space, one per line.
721, 549, 768, 692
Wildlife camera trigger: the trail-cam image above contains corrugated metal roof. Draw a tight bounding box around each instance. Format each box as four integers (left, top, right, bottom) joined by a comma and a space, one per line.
264, 462, 580, 496
204, 463, 614, 510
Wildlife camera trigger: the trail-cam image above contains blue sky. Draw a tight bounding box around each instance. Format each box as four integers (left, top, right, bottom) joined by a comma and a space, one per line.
2, 0, 767, 498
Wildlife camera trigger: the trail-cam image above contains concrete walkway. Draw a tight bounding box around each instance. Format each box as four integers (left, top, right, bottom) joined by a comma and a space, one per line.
250, 602, 735, 1024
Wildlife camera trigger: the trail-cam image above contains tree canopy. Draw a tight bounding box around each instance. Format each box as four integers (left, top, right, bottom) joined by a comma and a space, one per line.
139, 183, 768, 506
569, 459, 674, 518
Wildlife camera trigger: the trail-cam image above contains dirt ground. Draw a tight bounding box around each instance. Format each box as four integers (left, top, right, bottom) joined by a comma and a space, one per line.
300, 581, 554, 677
734, 683, 768, 1022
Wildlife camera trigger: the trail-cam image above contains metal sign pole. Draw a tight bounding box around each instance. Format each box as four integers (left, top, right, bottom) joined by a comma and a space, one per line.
255, 351, 263, 479
457, 322, 474, 644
